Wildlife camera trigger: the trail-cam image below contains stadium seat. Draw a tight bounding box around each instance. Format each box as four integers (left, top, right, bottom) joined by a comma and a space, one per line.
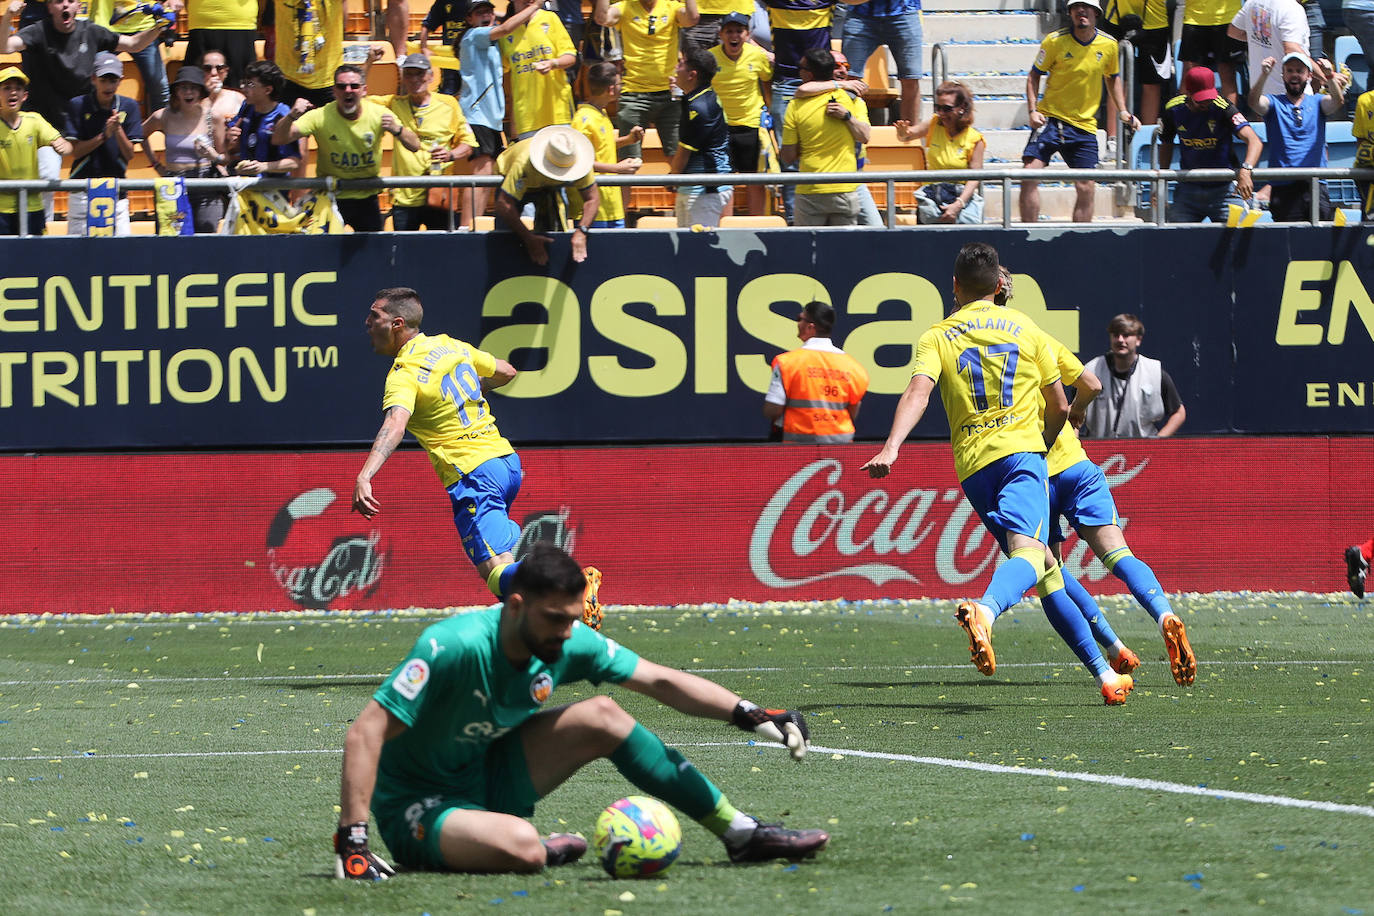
634, 215, 678, 228
861, 46, 898, 112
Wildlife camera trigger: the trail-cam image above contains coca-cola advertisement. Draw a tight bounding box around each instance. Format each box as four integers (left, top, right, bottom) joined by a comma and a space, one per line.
2, 438, 1369, 614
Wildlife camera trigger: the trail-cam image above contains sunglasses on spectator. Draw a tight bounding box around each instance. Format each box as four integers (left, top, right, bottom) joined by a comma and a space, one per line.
206, 64, 230, 72
335, 82, 364, 90
934, 104, 960, 113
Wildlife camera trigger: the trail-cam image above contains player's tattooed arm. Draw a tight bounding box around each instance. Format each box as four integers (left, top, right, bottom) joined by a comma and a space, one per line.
352, 406, 412, 519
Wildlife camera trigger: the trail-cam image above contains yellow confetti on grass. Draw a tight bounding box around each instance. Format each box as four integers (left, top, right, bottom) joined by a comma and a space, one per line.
618, 891, 636, 902
59, 851, 71, 859
175, 806, 194, 813
257, 643, 264, 663
170, 830, 185, 838
134, 772, 148, 779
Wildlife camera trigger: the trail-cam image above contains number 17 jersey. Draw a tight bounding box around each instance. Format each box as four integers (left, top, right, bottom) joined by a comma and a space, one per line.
382, 333, 515, 487
910, 301, 1061, 481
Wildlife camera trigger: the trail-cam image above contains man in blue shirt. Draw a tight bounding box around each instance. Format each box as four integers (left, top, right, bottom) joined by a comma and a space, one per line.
459, 0, 540, 227
333, 542, 829, 879
1247, 50, 1347, 221
227, 59, 302, 177
63, 52, 144, 236
1159, 65, 1263, 222
670, 48, 733, 227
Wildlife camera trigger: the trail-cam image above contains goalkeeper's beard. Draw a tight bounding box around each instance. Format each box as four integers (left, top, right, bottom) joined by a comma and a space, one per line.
520, 617, 565, 664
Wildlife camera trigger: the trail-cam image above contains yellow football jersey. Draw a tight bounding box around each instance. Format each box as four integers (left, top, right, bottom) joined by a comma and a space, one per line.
382, 333, 515, 486
613, 0, 685, 93
910, 301, 1061, 481
0, 112, 62, 213
499, 9, 576, 138
1033, 28, 1120, 133
1044, 338, 1091, 478
274, 0, 344, 90
571, 103, 624, 222
781, 91, 869, 194
710, 43, 773, 128
1183, 0, 1240, 27
368, 94, 478, 208
293, 102, 386, 198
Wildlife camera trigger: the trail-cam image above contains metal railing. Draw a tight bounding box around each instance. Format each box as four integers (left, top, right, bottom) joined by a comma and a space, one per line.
5, 165, 1372, 236
929, 43, 949, 90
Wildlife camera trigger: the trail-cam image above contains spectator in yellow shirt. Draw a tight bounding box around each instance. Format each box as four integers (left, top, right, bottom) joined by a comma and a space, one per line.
780, 47, 870, 226
0, 65, 72, 236
710, 11, 773, 214
571, 61, 644, 228
273, 63, 422, 231
593, 0, 699, 159
369, 53, 477, 231
498, 0, 578, 140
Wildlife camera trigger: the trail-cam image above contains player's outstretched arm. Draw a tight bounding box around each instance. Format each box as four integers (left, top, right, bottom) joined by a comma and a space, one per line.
336, 700, 407, 879
862, 374, 935, 478
623, 659, 811, 760
353, 405, 412, 519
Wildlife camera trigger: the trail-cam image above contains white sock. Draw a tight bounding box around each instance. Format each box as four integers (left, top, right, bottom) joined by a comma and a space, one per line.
722, 812, 760, 847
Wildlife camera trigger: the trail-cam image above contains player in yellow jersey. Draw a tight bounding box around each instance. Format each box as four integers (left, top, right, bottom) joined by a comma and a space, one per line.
1010, 280, 1193, 686
863, 242, 1135, 705
352, 288, 605, 627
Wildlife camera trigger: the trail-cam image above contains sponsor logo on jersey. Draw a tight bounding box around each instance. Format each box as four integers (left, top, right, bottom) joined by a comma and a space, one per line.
393, 658, 431, 700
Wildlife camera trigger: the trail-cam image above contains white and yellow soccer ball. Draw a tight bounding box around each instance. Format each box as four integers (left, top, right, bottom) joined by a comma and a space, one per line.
592, 796, 683, 878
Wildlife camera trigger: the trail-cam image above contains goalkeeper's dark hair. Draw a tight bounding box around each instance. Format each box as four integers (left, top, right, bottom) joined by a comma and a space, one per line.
953, 241, 1001, 301
510, 542, 587, 602
374, 287, 424, 328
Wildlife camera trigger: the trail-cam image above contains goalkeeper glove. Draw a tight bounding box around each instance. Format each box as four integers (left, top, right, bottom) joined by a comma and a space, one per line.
334, 822, 396, 880
732, 700, 810, 760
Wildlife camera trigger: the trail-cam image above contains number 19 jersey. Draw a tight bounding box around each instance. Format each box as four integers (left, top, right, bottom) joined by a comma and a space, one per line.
382, 333, 515, 487
910, 301, 1061, 481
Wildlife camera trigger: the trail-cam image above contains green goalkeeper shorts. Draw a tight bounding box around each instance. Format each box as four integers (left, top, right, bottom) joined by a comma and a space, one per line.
372, 729, 540, 870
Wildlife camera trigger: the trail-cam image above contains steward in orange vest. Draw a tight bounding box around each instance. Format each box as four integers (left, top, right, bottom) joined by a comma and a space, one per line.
763, 301, 869, 443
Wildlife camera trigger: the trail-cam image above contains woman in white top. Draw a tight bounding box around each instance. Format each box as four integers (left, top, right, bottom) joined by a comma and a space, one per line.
144, 66, 228, 233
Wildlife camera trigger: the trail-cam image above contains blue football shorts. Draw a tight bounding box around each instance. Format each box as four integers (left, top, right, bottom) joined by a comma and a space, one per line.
1048, 458, 1121, 545
373, 728, 538, 870
1022, 117, 1099, 169
446, 452, 523, 566
960, 452, 1051, 554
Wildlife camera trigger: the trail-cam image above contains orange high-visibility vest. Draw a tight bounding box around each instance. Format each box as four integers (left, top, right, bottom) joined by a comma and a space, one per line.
772, 347, 869, 443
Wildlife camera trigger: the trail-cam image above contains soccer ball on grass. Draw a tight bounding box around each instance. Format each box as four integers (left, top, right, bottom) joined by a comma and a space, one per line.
592, 795, 682, 878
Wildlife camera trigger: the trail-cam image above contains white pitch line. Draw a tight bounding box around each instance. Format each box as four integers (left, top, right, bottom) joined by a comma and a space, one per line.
676, 742, 1374, 819
0, 658, 1360, 687
4, 740, 1370, 820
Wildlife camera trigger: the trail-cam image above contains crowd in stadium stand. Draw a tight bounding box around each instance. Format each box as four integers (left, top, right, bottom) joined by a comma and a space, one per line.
2, 0, 1374, 234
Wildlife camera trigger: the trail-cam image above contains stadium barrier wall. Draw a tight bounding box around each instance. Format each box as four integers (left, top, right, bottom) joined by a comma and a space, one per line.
3, 437, 1368, 614
1, 226, 1372, 450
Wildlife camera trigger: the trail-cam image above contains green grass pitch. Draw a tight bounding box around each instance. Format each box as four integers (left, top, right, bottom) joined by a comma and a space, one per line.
1, 594, 1370, 915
